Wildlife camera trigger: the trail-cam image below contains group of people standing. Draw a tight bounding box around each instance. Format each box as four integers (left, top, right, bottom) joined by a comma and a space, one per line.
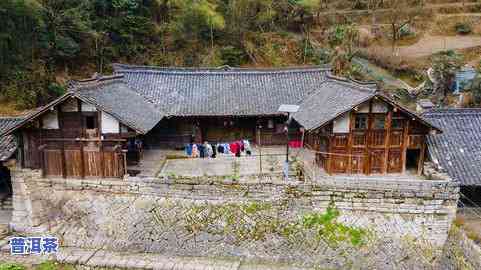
185, 140, 252, 158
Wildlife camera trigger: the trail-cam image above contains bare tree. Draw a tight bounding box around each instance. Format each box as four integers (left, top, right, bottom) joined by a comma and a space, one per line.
384, 0, 423, 54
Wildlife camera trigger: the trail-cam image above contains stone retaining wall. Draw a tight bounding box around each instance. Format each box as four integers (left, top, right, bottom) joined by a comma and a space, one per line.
10, 168, 459, 268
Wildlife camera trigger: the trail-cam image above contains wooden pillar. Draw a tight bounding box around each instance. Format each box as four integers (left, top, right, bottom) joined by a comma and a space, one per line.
39, 145, 46, 178
347, 112, 355, 174
98, 111, 104, 178
38, 117, 44, 174
327, 135, 333, 175
383, 109, 392, 174
401, 120, 410, 173
417, 138, 426, 175
80, 141, 85, 179
58, 106, 67, 179
365, 100, 373, 175
77, 100, 85, 179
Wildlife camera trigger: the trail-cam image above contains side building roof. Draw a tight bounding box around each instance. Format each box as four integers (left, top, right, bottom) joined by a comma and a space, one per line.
1, 76, 165, 137
72, 75, 165, 134
423, 108, 481, 186
0, 117, 23, 161
293, 77, 377, 130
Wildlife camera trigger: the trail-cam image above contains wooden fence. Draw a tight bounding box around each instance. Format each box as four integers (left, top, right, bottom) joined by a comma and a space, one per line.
39, 138, 127, 179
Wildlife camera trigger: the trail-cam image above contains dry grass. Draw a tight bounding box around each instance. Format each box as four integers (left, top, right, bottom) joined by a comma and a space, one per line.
454, 215, 466, 227
0, 100, 25, 117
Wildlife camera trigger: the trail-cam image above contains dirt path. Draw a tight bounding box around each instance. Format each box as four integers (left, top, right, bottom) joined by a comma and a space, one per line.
371, 34, 481, 58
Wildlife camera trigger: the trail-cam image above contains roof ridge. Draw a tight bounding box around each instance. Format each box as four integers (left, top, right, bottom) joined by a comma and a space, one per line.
72, 75, 125, 89
113, 63, 330, 75
424, 108, 481, 116
325, 73, 378, 93
0, 116, 24, 120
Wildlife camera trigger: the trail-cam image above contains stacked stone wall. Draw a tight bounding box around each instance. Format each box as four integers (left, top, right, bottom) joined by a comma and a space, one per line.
10, 168, 459, 268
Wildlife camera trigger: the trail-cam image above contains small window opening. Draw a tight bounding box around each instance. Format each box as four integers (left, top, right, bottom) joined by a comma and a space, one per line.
392, 118, 404, 129
373, 115, 385, 129
355, 115, 368, 130
86, 116, 96, 129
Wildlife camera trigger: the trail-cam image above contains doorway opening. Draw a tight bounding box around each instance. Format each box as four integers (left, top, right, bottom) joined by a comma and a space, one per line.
0, 163, 12, 212
405, 149, 420, 173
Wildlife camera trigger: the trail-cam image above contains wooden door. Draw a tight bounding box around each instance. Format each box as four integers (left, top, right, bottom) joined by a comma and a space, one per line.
388, 149, 402, 173
369, 150, 385, 174
43, 149, 63, 177
351, 150, 365, 174
24, 130, 41, 169
331, 151, 348, 174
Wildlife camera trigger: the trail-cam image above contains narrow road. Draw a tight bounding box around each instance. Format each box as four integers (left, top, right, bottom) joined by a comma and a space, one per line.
371, 34, 481, 58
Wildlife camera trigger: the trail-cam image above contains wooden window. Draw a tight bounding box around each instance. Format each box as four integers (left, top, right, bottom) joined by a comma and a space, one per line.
85, 116, 96, 129
388, 149, 402, 173
333, 135, 348, 147
373, 115, 385, 129
390, 131, 403, 146
353, 132, 366, 146
354, 114, 368, 130
370, 150, 385, 174
392, 118, 404, 129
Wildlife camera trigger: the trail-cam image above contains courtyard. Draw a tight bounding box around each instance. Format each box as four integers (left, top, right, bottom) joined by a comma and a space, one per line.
159, 146, 292, 177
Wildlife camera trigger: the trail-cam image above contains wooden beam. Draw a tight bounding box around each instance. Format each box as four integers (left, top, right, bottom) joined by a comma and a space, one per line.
383, 109, 392, 174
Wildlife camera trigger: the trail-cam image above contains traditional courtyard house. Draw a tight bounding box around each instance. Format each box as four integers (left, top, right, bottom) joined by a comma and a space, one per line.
423, 108, 481, 204
1, 65, 440, 179
1, 75, 164, 179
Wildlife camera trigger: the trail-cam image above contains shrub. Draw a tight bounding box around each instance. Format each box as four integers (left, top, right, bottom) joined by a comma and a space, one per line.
455, 22, 472, 35
220, 46, 247, 66
0, 263, 26, 270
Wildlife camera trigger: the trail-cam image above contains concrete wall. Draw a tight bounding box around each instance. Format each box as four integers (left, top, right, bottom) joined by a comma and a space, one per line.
9, 168, 459, 268
101, 112, 119, 134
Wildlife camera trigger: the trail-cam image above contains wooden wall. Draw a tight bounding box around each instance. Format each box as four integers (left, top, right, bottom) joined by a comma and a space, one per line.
308, 98, 429, 175
144, 116, 294, 148
19, 97, 130, 179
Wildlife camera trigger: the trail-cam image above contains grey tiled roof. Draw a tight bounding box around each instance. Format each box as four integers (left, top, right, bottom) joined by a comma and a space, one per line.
423, 109, 481, 186
114, 64, 330, 116
293, 78, 377, 130
72, 76, 165, 134
0, 117, 23, 161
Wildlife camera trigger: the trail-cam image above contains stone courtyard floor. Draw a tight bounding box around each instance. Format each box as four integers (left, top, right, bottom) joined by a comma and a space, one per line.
159, 146, 293, 177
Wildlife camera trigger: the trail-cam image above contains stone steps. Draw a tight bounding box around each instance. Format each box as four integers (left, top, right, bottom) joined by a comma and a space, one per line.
0, 245, 314, 270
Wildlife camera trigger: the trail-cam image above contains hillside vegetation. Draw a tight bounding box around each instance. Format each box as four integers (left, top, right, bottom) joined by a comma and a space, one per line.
1, 0, 481, 112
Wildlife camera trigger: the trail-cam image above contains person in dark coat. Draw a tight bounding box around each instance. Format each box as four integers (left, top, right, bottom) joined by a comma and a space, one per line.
198, 144, 206, 158
212, 143, 217, 158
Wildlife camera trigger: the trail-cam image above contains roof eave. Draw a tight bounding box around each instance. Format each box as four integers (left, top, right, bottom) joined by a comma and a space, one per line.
73, 93, 155, 135
0, 93, 74, 137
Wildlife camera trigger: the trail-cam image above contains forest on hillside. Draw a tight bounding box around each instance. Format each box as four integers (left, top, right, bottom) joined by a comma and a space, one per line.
0, 0, 462, 111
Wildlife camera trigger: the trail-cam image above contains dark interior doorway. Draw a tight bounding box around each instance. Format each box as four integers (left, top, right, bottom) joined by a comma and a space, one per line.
0, 164, 11, 195
460, 186, 481, 206
405, 149, 420, 171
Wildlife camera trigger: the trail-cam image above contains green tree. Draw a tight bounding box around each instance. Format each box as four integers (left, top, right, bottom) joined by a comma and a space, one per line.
431, 50, 463, 102
468, 75, 481, 107
37, 0, 92, 78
